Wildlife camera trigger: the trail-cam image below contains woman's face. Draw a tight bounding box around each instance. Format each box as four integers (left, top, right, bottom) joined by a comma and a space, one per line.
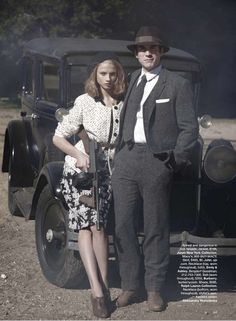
96, 60, 117, 92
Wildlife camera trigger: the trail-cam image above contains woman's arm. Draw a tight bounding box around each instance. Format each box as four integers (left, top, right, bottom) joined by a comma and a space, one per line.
52, 135, 90, 172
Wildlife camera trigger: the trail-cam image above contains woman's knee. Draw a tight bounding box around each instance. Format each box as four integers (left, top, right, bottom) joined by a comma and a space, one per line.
91, 225, 106, 238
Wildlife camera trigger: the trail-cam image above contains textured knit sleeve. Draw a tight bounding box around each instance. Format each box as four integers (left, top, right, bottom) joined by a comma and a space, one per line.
54, 95, 85, 138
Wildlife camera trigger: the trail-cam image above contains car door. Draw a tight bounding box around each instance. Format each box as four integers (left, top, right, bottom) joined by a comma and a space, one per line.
21, 56, 64, 177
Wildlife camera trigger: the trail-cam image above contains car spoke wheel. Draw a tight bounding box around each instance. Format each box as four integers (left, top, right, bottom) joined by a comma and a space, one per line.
35, 185, 86, 288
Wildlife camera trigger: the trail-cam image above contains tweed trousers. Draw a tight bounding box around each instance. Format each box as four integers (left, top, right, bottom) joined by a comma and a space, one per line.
112, 143, 173, 291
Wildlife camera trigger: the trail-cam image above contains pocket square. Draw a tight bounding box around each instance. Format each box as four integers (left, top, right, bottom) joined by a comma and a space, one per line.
156, 98, 170, 103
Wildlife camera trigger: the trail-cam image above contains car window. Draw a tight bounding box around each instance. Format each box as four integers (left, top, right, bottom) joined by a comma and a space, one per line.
23, 57, 34, 96
68, 65, 88, 103
42, 62, 60, 104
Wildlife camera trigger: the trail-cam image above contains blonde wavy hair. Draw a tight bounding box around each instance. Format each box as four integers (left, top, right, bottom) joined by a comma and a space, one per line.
85, 59, 127, 99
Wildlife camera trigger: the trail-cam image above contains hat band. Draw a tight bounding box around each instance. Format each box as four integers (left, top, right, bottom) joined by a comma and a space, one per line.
135, 36, 162, 45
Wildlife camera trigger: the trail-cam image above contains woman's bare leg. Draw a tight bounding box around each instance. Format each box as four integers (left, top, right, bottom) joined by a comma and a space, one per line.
91, 225, 109, 290
78, 229, 103, 297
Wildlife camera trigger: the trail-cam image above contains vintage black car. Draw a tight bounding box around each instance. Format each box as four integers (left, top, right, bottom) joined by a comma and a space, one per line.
2, 37, 236, 288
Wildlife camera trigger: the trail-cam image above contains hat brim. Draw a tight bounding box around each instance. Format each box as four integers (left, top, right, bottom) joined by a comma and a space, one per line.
127, 42, 169, 53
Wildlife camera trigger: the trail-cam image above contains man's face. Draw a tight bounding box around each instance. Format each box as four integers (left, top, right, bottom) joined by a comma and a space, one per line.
135, 44, 163, 72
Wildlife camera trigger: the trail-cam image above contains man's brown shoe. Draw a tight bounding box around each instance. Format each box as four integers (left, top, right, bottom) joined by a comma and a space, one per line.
116, 290, 140, 307
147, 292, 165, 312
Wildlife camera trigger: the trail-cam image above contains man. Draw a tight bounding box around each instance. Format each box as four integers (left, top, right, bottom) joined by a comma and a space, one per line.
111, 26, 199, 311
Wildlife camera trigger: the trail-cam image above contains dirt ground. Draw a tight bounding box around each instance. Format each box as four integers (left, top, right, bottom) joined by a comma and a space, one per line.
0, 105, 236, 320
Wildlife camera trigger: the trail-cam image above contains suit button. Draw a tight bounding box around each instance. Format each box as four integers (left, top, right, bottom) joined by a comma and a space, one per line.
115, 119, 119, 123
114, 133, 117, 137
114, 106, 118, 110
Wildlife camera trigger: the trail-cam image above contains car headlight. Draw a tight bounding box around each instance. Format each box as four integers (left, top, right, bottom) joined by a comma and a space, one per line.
203, 139, 236, 183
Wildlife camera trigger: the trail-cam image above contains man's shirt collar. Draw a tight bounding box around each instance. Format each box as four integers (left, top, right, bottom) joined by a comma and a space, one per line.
140, 64, 162, 82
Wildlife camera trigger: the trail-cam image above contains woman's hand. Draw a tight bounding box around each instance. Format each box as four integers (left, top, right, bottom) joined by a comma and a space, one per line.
75, 150, 90, 172
52, 135, 90, 172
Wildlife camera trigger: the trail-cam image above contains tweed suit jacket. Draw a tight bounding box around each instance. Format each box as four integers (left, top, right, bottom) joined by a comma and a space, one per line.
118, 67, 199, 170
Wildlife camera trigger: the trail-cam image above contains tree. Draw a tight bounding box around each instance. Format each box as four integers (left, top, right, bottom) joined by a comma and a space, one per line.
0, 0, 134, 97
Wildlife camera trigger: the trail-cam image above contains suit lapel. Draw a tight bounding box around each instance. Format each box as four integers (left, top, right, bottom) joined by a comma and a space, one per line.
120, 69, 141, 125
143, 68, 167, 121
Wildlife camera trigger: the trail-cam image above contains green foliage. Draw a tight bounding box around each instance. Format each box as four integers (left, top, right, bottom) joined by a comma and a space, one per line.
0, 0, 136, 58
0, 0, 133, 47
0, 0, 134, 97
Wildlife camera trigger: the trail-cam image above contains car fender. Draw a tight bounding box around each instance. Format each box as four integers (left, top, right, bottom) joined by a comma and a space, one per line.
30, 161, 66, 219
2, 119, 40, 187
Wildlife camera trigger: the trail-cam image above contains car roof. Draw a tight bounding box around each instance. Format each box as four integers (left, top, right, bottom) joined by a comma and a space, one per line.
24, 37, 199, 64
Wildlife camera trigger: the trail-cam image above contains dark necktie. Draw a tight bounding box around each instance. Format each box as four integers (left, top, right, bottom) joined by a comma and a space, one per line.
122, 75, 147, 143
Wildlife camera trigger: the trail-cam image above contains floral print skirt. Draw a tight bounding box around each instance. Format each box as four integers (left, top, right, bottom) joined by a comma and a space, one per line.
60, 163, 112, 231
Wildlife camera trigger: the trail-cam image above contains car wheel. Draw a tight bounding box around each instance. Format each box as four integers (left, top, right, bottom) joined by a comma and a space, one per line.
35, 184, 86, 288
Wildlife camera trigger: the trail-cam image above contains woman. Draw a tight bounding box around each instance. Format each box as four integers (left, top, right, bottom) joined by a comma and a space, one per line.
53, 51, 126, 318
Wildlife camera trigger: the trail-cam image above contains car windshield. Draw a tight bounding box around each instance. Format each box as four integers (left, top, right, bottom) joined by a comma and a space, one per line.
66, 53, 140, 105
66, 54, 201, 109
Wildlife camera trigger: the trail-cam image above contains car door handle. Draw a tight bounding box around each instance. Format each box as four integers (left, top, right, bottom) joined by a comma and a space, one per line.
31, 113, 39, 120
21, 111, 39, 120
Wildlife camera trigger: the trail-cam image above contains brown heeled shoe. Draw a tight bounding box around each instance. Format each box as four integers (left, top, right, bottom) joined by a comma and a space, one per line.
90, 294, 110, 318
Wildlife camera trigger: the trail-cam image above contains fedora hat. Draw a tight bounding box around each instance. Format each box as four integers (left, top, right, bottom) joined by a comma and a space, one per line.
127, 26, 169, 53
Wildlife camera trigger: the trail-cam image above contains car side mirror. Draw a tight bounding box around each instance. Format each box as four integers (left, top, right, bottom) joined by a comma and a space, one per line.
198, 114, 212, 129
55, 108, 69, 122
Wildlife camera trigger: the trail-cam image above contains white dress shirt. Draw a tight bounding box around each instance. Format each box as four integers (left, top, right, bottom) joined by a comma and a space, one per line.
134, 65, 162, 143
